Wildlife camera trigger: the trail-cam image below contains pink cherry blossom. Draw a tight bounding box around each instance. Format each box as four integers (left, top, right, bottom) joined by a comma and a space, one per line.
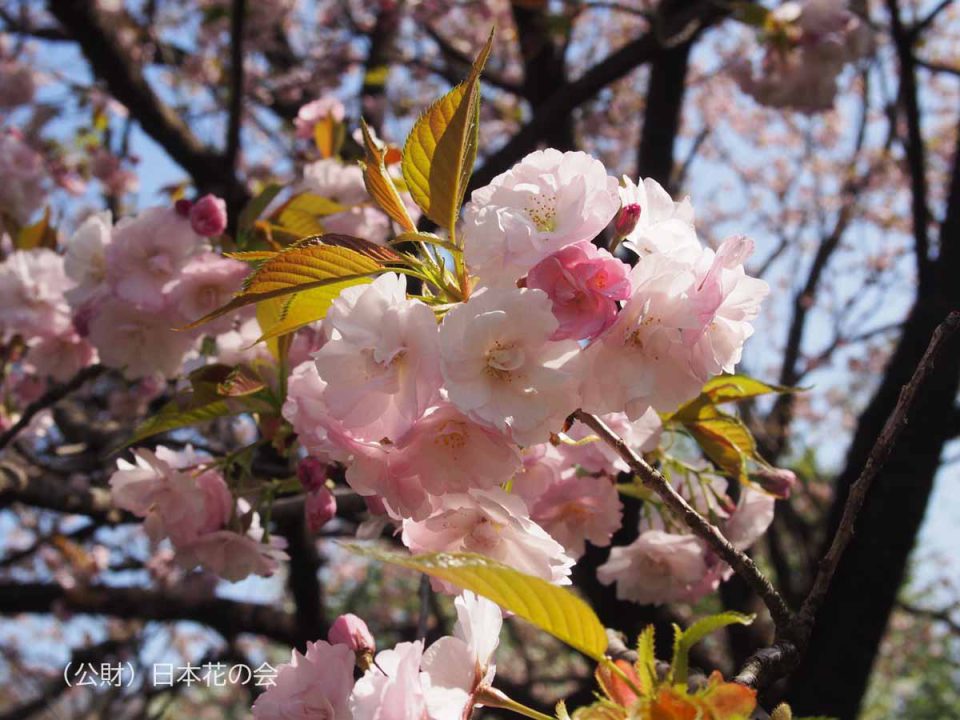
421, 591, 502, 718
402, 489, 574, 586
169, 252, 248, 332
312, 273, 441, 441
305, 487, 337, 532
350, 641, 429, 720
26, 330, 96, 382
525, 473, 623, 558
0, 60, 36, 109
189, 194, 228, 237
526, 241, 631, 341
329, 613, 376, 654
439, 286, 580, 445
297, 457, 328, 492
294, 96, 346, 139
252, 640, 355, 720
0, 131, 46, 226
619, 176, 700, 261
462, 149, 620, 286
64, 211, 112, 305
0, 249, 73, 342
597, 530, 712, 605
87, 296, 197, 379
724, 487, 776, 550
105, 206, 207, 310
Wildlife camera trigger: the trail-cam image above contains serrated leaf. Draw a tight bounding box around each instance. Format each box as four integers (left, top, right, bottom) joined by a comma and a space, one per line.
344, 545, 607, 661
128, 398, 235, 445
401, 30, 493, 234
183, 237, 385, 330
636, 625, 657, 693
224, 250, 278, 263
359, 119, 417, 233
670, 612, 754, 685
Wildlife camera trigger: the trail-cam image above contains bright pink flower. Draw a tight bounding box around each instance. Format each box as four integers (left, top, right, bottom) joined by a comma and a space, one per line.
526, 241, 631, 341
252, 640, 355, 720
597, 530, 712, 605
329, 613, 376, 654
402, 489, 574, 586
189, 194, 228, 237
106, 207, 207, 310
294, 96, 346, 139
462, 149, 620, 286
305, 487, 337, 532
439, 286, 580, 445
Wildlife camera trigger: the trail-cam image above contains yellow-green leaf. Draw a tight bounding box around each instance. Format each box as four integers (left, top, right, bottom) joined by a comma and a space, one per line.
128, 398, 235, 446
344, 545, 607, 661
670, 612, 754, 684
687, 414, 756, 481
183, 237, 385, 330
401, 30, 493, 234
636, 625, 657, 693
701, 374, 797, 404
359, 119, 417, 233
16, 208, 56, 250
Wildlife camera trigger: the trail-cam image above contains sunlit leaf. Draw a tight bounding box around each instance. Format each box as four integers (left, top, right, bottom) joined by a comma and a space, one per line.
344, 545, 608, 661
128, 398, 235, 445
401, 30, 493, 233
701, 374, 798, 404
686, 414, 756, 481
15, 208, 56, 250
359, 119, 417, 233
313, 116, 343, 159
636, 625, 657, 693
183, 236, 386, 331
670, 612, 754, 684
237, 183, 283, 249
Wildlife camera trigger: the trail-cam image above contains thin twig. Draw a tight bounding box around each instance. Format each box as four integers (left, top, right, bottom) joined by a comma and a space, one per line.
572, 410, 795, 629
0, 365, 104, 452
794, 311, 960, 633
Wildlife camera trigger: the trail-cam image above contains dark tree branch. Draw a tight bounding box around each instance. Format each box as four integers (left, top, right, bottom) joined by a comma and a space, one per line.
0, 364, 104, 452
225, 0, 246, 171
573, 410, 794, 630
0, 581, 299, 645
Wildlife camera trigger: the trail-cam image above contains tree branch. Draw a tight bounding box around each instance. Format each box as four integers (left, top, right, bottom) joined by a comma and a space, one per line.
572, 410, 794, 630
225, 0, 246, 171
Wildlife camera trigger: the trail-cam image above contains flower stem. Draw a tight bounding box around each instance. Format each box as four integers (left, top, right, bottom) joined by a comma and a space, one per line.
475, 686, 555, 720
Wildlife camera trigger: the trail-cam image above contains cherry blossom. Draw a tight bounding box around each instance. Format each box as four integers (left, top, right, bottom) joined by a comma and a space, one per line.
350, 641, 429, 720
619, 176, 699, 261
63, 211, 112, 305
251, 640, 355, 720
462, 149, 620, 286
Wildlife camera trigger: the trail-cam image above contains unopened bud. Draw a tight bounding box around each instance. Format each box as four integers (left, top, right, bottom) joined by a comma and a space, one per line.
752, 466, 797, 499
174, 198, 193, 217
189, 193, 228, 237
614, 202, 642, 239
297, 457, 328, 492
305, 487, 337, 532
329, 613, 376, 669
596, 659, 642, 706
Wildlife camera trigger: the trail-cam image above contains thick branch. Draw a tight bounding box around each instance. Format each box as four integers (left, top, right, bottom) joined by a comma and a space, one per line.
0, 581, 298, 644
572, 410, 794, 630
225, 0, 246, 171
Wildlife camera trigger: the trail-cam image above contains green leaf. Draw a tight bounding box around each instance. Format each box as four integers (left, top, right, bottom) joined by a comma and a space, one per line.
701, 374, 798, 404
128, 398, 235, 445
401, 30, 493, 235
343, 545, 608, 661
670, 612, 754, 685
182, 236, 386, 332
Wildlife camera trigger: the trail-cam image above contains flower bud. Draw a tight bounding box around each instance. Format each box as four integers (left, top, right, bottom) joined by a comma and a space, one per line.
297, 457, 328, 492
328, 613, 376, 656
305, 487, 337, 533
752, 466, 797, 499
613, 202, 642, 239
189, 194, 227, 236
174, 198, 193, 217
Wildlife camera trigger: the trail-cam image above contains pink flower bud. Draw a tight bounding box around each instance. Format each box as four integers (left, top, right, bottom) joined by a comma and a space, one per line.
189, 194, 227, 236
174, 198, 193, 217
328, 613, 375, 654
297, 457, 328, 492
614, 202, 642, 238
305, 487, 337, 533
752, 467, 798, 499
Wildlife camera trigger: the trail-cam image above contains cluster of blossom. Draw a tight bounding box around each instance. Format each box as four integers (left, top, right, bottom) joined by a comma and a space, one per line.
733, 0, 873, 113
63, 196, 243, 379
252, 591, 503, 720
110, 444, 287, 581
283, 147, 773, 601
0, 129, 47, 230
